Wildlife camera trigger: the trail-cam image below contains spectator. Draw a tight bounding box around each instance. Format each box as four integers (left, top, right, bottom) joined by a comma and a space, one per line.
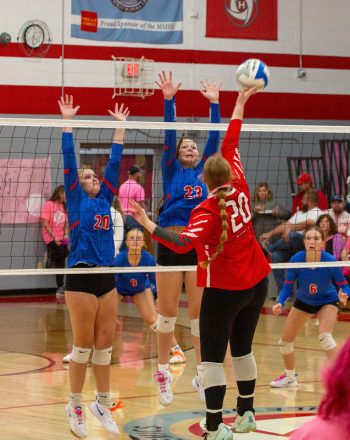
327, 194, 350, 237
290, 336, 350, 440
292, 173, 328, 214
41, 185, 69, 294
260, 190, 324, 289
316, 214, 345, 260
119, 165, 146, 231
252, 182, 290, 248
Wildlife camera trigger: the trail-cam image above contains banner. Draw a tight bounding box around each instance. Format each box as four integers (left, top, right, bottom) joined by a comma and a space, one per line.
0, 158, 51, 224
206, 0, 277, 40
71, 0, 183, 44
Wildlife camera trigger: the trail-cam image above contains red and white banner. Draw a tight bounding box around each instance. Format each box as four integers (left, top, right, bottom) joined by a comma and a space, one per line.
0, 158, 52, 224
206, 0, 277, 40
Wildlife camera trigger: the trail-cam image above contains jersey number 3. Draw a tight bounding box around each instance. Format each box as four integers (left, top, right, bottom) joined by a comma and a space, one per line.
94, 214, 110, 230
226, 193, 251, 232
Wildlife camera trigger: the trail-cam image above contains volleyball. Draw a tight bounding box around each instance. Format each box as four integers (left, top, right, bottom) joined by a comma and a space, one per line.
235, 59, 270, 90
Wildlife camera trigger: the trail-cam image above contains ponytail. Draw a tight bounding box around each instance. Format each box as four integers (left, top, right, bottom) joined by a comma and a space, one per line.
199, 189, 229, 269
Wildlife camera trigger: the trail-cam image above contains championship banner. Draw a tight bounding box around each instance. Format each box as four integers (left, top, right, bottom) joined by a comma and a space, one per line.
206, 0, 277, 40
71, 0, 183, 44
0, 158, 51, 224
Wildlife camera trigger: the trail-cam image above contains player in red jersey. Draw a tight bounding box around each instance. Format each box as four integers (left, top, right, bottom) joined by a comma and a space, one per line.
130, 88, 270, 439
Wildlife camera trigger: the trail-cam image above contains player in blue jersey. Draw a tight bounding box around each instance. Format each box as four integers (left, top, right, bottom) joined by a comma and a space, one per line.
153, 71, 221, 405
59, 95, 130, 438
270, 226, 350, 388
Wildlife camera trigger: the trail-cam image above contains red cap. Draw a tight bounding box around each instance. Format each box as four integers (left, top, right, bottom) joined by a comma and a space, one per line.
296, 173, 312, 185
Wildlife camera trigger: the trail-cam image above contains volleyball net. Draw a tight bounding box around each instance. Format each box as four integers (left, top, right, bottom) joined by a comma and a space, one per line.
0, 118, 350, 278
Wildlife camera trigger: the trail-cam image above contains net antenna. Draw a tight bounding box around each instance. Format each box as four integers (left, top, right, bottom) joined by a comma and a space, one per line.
112, 56, 155, 99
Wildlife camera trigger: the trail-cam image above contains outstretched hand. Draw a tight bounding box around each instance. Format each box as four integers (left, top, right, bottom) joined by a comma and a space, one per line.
108, 102, 130, 121
236, 87, 258, 107
129, 200, 149, 227
58, 95, 80, 120
338, 288, 348, 306
155, 71, 182, 100
200, 79, 222, 103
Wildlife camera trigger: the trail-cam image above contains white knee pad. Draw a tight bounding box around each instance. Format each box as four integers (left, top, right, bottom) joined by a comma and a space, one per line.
92, 347, 112, 365
190, 319, 200, 337
198, 362, 226, 390
319, 333, 337, 351
157, 315, 176, 333
278, 339, 294, 355
70, 346, 92, 364
232, 352, 257, 381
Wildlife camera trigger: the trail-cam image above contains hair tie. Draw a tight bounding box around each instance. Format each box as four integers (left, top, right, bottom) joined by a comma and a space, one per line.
210, 182, 232, 196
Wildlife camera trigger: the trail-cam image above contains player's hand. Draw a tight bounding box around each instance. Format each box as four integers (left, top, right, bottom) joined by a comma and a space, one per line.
200, 79, 222, 103
260, 232, 272, 241
129, 200, 148, 226
236, 87, 258, 107
58, 95, 80, 120
338, 288, 348, 306
108, 102, 130, 121
155, 71, 182, 100
272, 303, 283, 315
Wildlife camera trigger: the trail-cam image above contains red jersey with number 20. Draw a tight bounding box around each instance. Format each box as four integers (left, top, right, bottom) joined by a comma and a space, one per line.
152, 119, 271, 290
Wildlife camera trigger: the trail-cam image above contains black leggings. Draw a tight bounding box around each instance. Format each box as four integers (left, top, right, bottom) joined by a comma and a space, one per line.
200, 277, 268, 362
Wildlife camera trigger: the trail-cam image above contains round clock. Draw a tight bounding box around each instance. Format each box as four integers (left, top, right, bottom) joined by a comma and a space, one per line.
24, 23, 45, 49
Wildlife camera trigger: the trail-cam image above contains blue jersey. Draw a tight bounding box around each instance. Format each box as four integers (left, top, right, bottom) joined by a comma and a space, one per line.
278, 251, 350, 306
158, 97, 220, 227
113, 249, 157, 295
62, 132, 122, 267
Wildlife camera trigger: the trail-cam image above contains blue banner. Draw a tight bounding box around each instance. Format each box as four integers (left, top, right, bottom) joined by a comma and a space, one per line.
71, 0, 183, 44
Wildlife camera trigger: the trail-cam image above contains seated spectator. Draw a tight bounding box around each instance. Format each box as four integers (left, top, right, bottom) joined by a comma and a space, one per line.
292, 173, 328, 214
252, 182, 290, 246
327, 194, 350, 237
290, 336, 350, 440
260, 190, 324, 289
316, 214, 345, 260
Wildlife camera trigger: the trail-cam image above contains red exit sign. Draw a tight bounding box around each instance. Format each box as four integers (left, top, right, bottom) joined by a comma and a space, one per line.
124, 63, 140, 78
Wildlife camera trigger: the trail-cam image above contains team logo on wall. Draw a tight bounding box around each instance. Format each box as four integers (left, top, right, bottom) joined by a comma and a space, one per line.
225, 0, 258, 27
110, 0, 148, 13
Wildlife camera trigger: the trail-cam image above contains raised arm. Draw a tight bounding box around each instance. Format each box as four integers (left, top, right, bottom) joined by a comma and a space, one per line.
199, 80, 221, 163
221, 88, 257, 182
156, 71, 182, 180
99, 103, 130, 203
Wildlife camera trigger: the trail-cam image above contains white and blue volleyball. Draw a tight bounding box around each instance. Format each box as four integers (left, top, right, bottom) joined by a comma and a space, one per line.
235, 59, 270, 90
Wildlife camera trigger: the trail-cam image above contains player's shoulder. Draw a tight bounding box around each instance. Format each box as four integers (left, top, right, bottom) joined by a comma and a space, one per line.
291, 250, 306, 262
321, 251, 336, 262
141, 249, 156, 263
113, 250, 127, 265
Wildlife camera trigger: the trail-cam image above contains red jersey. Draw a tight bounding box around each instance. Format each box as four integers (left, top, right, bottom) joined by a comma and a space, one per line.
292, 190, 329, 214
152, 119, 270, 290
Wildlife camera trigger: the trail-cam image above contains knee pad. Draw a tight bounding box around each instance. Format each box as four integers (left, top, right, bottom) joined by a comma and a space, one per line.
92, 347, 112, 365
198, 362, 226, 390
70, 346, 92, 364
232, 352, 257, 381
190, 318, 200, 337
157, 315, 176, 333
319, 333, 337, 351
278, 339, 294, 355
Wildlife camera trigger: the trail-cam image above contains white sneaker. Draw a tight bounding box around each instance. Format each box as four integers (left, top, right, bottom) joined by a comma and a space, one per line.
233, 410, 256, 433
192, 374, 206, 402
169, 345, 186, 364
63, 352, 71, 363
270, 372, 298, 388
65, 403, 88, 438
89, 399, 120, 435
200, 419, 233, 440
154, 370, 173, 406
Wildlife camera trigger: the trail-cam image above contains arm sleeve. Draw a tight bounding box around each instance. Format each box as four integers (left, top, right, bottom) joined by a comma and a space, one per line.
98, 142, 123, 205
220, 119, 245, 183
200, 103, 220, 164
40, 201, 51, 221
62, 132, 83, 209
162, 98, 177, 190
276, 257, 298, 306
333, 266, 350, 295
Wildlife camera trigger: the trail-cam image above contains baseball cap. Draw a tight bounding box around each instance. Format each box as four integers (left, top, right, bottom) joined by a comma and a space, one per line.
296, 173, 312, 185
331, 194, 344, 202
128, 165, 141, 175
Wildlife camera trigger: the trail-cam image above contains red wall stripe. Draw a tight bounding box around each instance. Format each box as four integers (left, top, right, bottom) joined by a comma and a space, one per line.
2, 43, 350, 69
0, 85, 350, 120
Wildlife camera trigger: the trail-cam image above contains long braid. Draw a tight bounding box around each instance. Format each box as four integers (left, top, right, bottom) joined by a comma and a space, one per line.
199, 189, 229, 269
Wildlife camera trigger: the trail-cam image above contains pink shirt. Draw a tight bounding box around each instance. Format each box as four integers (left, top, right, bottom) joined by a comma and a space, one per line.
118, 179, 145, 215
290, 416, 348, 440
40, 200, 68, 244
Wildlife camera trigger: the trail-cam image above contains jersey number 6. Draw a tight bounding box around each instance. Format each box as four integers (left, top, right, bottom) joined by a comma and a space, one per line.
226, 193, 252, 233
94, 214, 110, 230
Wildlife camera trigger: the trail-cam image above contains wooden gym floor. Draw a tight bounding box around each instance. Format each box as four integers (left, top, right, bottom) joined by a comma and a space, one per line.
0, 292, 349, 439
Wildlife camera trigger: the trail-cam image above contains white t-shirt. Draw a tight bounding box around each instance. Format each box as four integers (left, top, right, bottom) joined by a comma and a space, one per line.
288, 207, 324, 234
110, 207, 124, 256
